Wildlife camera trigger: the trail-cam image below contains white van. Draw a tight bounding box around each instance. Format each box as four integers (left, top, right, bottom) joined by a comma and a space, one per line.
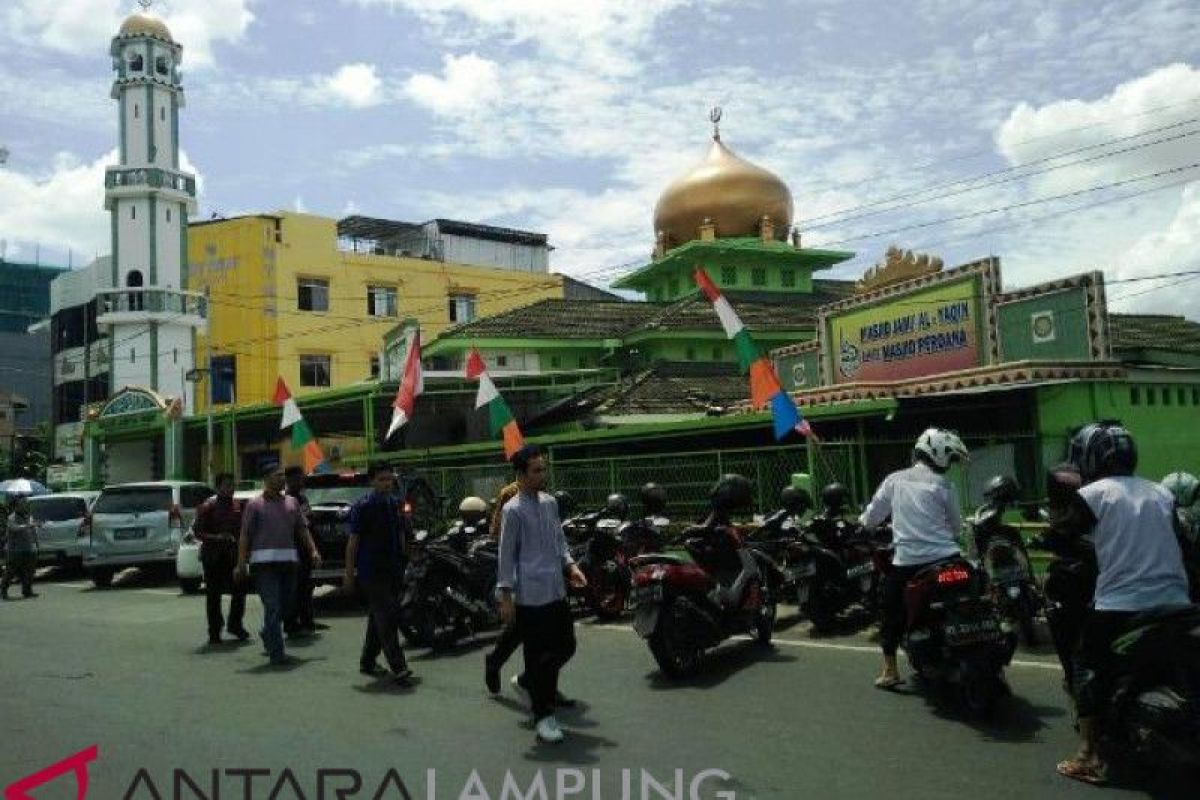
83, 481, 213, 588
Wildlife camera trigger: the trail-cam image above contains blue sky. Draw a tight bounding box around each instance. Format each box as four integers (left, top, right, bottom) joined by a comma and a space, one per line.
2, 0, 1199, 317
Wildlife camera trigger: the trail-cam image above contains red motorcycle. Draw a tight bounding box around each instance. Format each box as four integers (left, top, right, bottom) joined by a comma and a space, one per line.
628, 474, 778, 679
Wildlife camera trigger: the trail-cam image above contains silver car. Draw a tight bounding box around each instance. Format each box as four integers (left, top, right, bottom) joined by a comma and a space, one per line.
27, 492, 98, 566
83, 481, 213, 588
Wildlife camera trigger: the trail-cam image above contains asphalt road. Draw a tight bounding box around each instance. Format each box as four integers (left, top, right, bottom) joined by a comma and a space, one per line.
1, 568, 1194, 800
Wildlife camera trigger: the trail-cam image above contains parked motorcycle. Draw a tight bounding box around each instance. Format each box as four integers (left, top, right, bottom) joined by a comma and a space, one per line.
969, 475, 1041, 645
575, 486, 672, 620
877, 545, 1017, 716
1035, 464, 1200, 771
629, 474, 777, 679
400, 497, 499, 649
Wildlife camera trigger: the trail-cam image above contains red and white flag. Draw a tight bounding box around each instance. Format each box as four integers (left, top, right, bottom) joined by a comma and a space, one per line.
386, 327, 424, 440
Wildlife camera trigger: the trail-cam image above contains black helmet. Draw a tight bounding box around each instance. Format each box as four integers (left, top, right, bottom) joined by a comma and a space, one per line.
710, 473, 754, 513
553, 490, 575, 519
821, 482, 850, 512
640, 482, 667, 515
1068, 421, 1137, 484
605, 493, 629, 519
982, 475, 1019, 505
780, 486, 812, 515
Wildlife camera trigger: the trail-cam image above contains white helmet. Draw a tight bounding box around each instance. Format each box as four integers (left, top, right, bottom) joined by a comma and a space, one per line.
459, 496, 488, 514
914, 428, 969, 470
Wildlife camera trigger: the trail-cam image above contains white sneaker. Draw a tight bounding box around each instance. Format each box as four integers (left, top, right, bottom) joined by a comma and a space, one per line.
535, 715, 564, 743
510, 674, 530, 705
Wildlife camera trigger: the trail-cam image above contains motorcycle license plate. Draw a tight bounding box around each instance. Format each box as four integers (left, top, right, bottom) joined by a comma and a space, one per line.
630, 583, 663, 607
945, 615, 1002, 645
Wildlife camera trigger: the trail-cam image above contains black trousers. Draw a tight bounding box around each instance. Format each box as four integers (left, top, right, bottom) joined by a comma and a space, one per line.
516, 599, 576, 721
880, 563, 928, 657
201, 546, 246, 636
361, 575, 408, 673
285, 559, 314, 631
1073, 610, 1139, 718
489, 620, 523, 669
2, 552, 36, 596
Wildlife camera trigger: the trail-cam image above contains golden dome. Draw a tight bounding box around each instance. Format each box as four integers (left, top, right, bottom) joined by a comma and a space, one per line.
119, 12, 173, 42
653, 134, 793, 248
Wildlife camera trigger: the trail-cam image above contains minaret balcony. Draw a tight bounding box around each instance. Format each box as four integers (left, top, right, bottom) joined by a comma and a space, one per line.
96, 287, 207, 331
104, 167, 197, 208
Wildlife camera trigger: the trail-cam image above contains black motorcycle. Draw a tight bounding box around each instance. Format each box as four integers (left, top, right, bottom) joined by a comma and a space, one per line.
969, 477, 1041, 645
879, 548, 1017, 716
400, 521, 498, 650
790, 514, 882, 634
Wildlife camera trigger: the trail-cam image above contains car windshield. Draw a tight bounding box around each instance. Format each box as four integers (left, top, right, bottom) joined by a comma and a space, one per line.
93, 487, 173, 514
29, 497, 88, 521
308, 487, 370, 506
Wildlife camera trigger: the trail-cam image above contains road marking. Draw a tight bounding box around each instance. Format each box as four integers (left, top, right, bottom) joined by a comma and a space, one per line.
589, 623, 1062, 671
46, 582, 181, 597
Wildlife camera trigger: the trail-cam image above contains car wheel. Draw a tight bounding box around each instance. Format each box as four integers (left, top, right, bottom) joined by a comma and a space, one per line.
90, 568, 115, 589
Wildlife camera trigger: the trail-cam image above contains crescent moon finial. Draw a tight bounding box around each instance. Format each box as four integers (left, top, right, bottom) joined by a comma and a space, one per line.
709, 106, 722, 140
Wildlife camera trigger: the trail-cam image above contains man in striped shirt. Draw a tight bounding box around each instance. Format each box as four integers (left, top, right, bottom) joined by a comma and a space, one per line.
237, 464, 322, 666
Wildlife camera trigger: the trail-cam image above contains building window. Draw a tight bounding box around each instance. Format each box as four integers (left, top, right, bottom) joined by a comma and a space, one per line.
496, 355, 509, 368
751, 267, 767, 287
155, 56, 169, 76
1178, 387, 1186, 406
721, 266, 737, 286
210, 355, 236, 403
1162, 387, 1171, 406
165, 208, 171, 223
297, 278, 329, 312
134, 103, 139, 119
448, 294, 476, 324
172, 348, 178, 365
160, 106, 165, 121
370, 355, 380, 379
781, 269, 796, 288
1147, 386, 1156, 406
131, 205, 137, 220
126, 270, 144, 311
685, 347, 696, 361
668, 277, 680, 297
367, 285, 398, 318
1130, 386, 1140, 406
299, 354, 331, 387
130, 347, 136, 364
129, 54, 143, 72
1194, 387, 1199, 405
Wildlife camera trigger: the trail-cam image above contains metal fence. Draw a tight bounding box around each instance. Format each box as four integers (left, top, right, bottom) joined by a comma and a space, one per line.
422, 442, 848, 527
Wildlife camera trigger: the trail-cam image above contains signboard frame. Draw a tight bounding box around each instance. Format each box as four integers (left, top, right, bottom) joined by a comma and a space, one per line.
816, 258, 1002, 386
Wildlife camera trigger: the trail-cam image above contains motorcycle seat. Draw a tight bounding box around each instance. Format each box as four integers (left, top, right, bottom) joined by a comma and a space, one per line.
629, 553, 687, 569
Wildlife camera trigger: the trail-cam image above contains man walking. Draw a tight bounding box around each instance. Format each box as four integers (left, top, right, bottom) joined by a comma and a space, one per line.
344, 463, 413, 684
237, 464, 321, 666
193, 473, 249, 644
2, 495, 39, 600
497, 445, 587, 743
283, 466, 318, 637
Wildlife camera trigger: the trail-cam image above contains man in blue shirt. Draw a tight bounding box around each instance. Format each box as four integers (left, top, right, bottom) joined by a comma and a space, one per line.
497, 445, 587, 743
344, 463, 413, 685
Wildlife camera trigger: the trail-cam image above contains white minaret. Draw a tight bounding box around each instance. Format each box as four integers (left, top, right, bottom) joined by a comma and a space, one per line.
98, 2, 204, 409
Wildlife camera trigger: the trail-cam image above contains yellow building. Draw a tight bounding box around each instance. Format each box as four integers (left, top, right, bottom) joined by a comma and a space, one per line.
188, 212, 565, 411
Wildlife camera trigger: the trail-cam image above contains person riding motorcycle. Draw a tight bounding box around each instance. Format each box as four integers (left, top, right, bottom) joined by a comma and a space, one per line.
1161, 471, 1200, 600
698, 474, 761, 608
809, 483, 852, 548
1056, 422, 1193, 786
860, 428, 968, 689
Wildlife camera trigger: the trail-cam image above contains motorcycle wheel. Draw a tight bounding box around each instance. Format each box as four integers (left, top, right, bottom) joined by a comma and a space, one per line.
755, 588, 777, 645
648, 597, 704, 679
808, 592, 838, 635
590, 564, 627, 621
959, 665, 1002, 718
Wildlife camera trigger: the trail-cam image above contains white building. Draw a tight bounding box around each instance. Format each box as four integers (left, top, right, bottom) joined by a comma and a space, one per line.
97, 11, 205, 411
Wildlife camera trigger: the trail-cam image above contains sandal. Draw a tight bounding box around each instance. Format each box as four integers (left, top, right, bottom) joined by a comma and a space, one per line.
1056, 758, 1107, 786
874, 674, 905, 690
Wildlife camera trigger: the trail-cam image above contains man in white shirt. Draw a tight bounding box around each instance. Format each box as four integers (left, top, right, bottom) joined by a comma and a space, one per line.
1057, 422, 1191, 786
860, 428, 968, 689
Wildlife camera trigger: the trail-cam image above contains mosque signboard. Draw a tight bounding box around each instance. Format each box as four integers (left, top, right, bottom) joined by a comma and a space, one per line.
818, 258, 1000, 385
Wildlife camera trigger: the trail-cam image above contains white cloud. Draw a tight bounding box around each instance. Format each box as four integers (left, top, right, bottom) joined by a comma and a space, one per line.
314, 63, 385, 109
0, 148, 203, 264
405, 53, 501, 116
1112, 184, 1200, 318
5, 0, 255, 68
